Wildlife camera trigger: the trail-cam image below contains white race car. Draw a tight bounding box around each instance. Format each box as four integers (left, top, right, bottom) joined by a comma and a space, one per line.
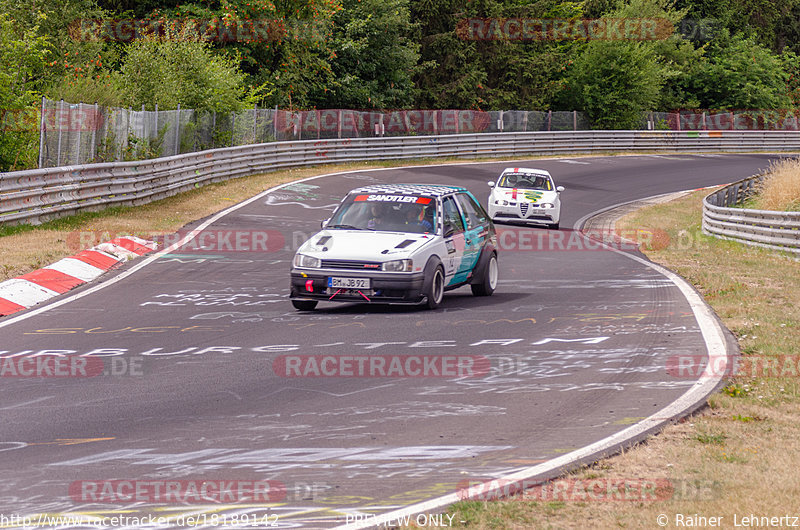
487, 167, 564, 229
290, 184, 499, 310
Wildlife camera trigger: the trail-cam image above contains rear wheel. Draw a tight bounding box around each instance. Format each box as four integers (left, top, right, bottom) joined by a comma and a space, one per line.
471, 252, 498, 296
292, 299, 318, 311
424, 266, 445, 309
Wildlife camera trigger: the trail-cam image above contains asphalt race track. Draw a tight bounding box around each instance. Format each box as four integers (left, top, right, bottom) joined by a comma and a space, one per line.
0, 154, 781, 529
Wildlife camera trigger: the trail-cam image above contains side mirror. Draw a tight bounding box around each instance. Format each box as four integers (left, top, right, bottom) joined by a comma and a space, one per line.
487, 181, 495, 187
443, 225, 455, 238
556, 186, 565, 193
321, 218, 330, 229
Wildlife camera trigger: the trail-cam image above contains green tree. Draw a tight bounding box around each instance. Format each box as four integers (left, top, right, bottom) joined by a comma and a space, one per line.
0, 13, 51, 171
690, 32, 791, 109
157, 0, 343, 109
606, 0, 705, 110
410, 0, 487, 109
320, 0, 420, 109
675, 0, 800, 53
116, 29, 250, 112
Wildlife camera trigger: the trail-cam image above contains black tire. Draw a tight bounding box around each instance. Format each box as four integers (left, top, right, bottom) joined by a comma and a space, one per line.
424, 266, 445, 310
292, 299, 318, 311
471, 252, 498, 296
549, 222, 559, 230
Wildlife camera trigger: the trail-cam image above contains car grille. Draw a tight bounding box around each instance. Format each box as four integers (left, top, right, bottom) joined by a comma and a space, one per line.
321, 259, 383, 270
519, 203, 529, 216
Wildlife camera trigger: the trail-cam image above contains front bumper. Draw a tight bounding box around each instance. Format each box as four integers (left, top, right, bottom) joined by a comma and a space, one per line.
489, 202, 558, 225
290, 268, 427, 304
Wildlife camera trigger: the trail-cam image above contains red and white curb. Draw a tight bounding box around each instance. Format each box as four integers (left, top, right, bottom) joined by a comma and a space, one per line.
0, 236, 156, 317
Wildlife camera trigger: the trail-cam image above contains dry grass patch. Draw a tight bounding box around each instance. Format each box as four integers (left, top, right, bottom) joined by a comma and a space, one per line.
438, 188, 800, 528
752, 157, 800, 211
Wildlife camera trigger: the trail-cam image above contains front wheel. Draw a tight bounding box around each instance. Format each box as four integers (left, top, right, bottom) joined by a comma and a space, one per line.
292, 299, 318, 311
424, 266, 445, 310
549, 222, 559, 230
471, 252, 498, 296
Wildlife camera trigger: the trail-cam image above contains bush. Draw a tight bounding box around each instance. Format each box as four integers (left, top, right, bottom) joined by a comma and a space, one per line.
566, 41, 663, 129
116, 27, 250, 113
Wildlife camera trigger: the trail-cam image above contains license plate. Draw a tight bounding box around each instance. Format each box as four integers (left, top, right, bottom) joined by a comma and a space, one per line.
327, 277, 371, 289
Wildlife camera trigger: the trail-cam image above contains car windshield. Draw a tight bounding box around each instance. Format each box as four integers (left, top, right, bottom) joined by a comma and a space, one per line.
328, 193, 437, 234
498, 173, 552, 190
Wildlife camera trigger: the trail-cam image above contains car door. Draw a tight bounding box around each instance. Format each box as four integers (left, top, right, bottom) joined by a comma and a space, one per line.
455, 192, 489, 276
440, 195, 467, 285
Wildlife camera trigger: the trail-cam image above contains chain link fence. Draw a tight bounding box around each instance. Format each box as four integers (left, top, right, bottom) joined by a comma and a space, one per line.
38, 99, 600, 168
37, 99, 800, 168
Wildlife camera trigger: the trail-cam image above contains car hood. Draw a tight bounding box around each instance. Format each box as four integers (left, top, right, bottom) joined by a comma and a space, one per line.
297, 230, 435, 261
493, 188, 558, 203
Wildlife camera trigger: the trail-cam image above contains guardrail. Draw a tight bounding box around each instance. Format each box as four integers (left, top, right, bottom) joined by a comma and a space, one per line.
4, 129, 800, 226
703, 175, 800, 255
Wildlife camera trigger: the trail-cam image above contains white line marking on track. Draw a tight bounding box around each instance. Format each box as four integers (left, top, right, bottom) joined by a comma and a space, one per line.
0, 396, 54, 410
265, 195, 340, 209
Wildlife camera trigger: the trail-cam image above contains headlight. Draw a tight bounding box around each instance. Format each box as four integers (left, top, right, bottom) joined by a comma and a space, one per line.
294, 253, 321, 268
540, 203, 554, 209
502, 200, 509, 206
382, 259, 413, 272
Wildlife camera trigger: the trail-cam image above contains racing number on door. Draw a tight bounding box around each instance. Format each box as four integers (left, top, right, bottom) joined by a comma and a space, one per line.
455, 193, 488, 273
441, 196, 466, 283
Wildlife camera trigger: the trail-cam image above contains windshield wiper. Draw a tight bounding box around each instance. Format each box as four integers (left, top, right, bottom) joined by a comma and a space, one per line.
327, 224, 375, 231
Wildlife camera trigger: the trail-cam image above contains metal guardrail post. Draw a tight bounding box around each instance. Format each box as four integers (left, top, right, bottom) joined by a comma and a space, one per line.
56, 99, 64, 167
38, 96, 46, 168
175, 104, 181, 156
75, 102, 83, 165
90, 102, 98, 162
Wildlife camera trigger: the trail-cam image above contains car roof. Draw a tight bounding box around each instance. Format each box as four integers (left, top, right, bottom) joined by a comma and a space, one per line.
349, 183, 467, 197
501, 167, 552, 177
